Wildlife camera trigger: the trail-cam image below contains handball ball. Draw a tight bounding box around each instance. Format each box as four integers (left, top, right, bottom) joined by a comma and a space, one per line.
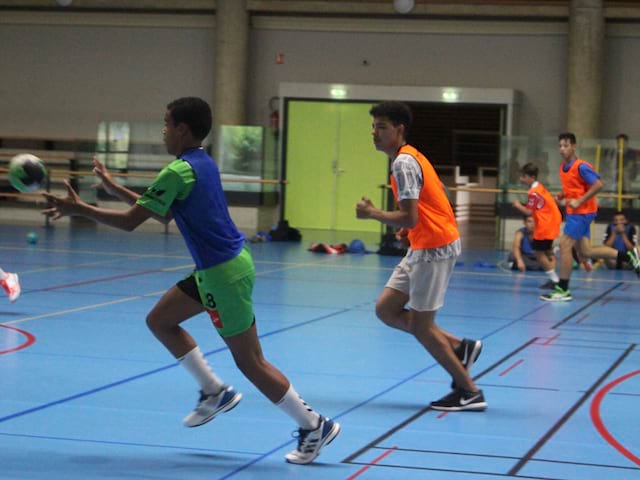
8, 153, 47, 193
26, 232, 39, 245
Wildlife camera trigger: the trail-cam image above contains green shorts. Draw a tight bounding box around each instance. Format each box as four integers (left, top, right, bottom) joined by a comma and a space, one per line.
177, 247, 255, 337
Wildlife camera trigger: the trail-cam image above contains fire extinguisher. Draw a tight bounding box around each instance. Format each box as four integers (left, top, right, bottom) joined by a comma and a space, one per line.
269, 96, 279, 137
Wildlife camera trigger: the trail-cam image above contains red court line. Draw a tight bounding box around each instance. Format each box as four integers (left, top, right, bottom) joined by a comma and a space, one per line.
575, 313, 590, 324
0, 324, 36, 355
499, 358, 524, 376
542, 333, 561, 345
601, 298, 612, 306
590, 369, 640, 466
436, 411, 449, 419
346, 446, 397, 480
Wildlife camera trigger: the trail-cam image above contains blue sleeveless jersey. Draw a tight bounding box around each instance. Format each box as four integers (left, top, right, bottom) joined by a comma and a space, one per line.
519, 227, 534, 255
171, 148, 245, 270
609, 223, 633, 253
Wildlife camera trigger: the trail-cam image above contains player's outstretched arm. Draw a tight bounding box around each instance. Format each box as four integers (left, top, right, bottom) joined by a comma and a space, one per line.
42, 180, 152, 231
93, 157, 140, 206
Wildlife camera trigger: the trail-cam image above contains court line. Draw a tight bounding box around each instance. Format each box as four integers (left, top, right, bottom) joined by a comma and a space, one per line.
507, 343, 637, 476
345, 446, 397, 480
0, 431, 264, 457
4, 295, 150, 326
0, 307, 351, 425
372, 446, 640, 472
2, 259, 629, 476
542, 333, 561, 346
0, 324, 35, 355
345, 460, 566, 480
551, 282, 623, 329
0, 245, 191, 259
1, 262, 335, 328
30, 268, 166, 292
590, 368, 640, 466
341, 336, 539, 464
18, 256, 146, 275
498, 358, 524, 376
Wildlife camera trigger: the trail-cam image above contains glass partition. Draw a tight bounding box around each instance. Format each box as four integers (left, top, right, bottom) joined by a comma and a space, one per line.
499, 136, 639, 209
90, 122, 276, 201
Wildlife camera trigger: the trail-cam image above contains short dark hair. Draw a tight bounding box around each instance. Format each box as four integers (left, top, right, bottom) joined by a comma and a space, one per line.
616, 133, 629, 142
369, 101, 413, 135
558, 132, 577, 144
521, 162, 538, 178
166, 97, 212, 140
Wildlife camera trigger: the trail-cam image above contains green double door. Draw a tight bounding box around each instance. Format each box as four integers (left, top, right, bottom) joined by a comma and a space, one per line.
284, 100, 386, 232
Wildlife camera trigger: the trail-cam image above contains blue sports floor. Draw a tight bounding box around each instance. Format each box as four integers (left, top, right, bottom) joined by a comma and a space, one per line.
1, 224, 639, 480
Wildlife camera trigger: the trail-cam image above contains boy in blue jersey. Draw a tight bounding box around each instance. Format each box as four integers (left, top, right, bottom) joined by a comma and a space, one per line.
603, 211, 638, 269
42, 97, 339, 465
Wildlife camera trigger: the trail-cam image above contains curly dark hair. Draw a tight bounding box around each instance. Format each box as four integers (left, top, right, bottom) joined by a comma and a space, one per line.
166, 97, 212, 141
369, 101, 413, 135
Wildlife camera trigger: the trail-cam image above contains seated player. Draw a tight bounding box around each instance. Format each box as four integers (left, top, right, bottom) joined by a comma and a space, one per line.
603, 211, 638, 269
507, 216, 543, 272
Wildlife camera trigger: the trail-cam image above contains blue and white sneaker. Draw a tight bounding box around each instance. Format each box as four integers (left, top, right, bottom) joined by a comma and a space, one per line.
285, 416, 341, 464
183, 385, 242, 428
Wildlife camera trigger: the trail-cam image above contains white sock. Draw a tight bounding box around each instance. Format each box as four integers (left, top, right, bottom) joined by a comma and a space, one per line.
545, 269, 559, 283
276, 385, 321, 430
178, 346, 224, 395
0, 268, 6, 279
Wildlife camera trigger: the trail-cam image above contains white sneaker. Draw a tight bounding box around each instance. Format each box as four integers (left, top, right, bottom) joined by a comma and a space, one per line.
183, 385, 242, 428
285, 416, 341, 465
1, 272, 20, 303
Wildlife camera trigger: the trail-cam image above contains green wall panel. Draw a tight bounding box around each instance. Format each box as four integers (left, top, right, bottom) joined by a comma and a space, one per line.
285, 100, 385, 233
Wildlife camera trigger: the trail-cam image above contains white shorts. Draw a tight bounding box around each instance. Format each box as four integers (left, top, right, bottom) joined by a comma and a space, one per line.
385, 251, 457, 312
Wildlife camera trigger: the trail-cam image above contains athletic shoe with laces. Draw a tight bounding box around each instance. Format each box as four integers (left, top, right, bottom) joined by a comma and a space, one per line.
0, 272, 20, 303
430, 388, 487, 412
540, 285, 572, 302
538, 279, 557, 290
183, 385, 242, 428
628, 248, 640, 278
284, 416, 341, 465
450, 338, 483, 389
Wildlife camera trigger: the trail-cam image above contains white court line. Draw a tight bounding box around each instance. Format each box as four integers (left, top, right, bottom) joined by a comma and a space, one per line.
1, 264, 305, 327
4, 259, 636, 328
19, 257, 144, 275
0, 245, 191, 259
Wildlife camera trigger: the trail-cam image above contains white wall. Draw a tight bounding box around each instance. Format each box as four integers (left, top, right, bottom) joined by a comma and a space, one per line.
249, 26, 567, 137
0, 20, 215, 139
1, 15, 639, 146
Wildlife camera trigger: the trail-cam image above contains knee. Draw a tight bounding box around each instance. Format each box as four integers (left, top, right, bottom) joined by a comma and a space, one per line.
145, 312, 157, 333
145, 309, 164, 335
231, 350, 264, 376
375, 300, 395, 325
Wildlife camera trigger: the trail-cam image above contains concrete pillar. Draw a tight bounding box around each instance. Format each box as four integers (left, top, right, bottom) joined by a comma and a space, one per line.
566, 0, 604, 140
213, 0, 249, 130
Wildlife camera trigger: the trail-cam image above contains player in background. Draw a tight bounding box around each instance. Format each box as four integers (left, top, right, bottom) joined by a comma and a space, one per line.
512, 163, 562, 290
541, 132, 640, 302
